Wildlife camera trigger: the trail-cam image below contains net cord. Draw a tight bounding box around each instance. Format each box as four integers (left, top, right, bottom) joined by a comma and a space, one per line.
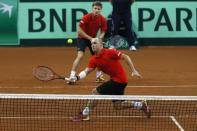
0, 93, 197, 101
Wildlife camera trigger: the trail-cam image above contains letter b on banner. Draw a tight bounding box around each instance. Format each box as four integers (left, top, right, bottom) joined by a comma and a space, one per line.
0, 0, 18, 45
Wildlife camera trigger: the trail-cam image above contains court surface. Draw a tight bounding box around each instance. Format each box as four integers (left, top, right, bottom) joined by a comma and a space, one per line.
0, 46, 196, 131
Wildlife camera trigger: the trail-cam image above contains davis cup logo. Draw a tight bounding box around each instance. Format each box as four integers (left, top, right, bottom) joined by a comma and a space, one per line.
0, 2, 13, 18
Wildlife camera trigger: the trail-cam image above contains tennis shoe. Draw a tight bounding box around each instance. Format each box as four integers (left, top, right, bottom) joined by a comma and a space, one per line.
129, 46, 137, 51
66, 80, 76, 85
96, 75, 105, 83
141, 100, 151, 118
70, 112, 90, 122
66, 76, 77, 85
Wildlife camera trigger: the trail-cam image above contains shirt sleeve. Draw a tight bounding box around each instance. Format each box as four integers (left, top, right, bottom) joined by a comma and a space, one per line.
108, 49, 122, 60
79, 15, 88, 29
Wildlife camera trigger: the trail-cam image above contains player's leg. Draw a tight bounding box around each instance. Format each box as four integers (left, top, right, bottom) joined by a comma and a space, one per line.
113, 100, 151, 118
81, 81, 114, 118
70, 87, 101, 122
122, 13, 136, 51
69, 39, 87, 79
71, 81, 114, 122
67, 51, 84, 85
80, 88, 100, 120
109, 80, 151, 118
140, 100, 151, 118
111, 13, 121, 36
70, 51, 84, 74
113, 99, 151, 118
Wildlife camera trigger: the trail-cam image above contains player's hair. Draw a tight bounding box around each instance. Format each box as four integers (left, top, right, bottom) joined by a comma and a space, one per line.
92, 1, 102, 8
91, 38, 103, 45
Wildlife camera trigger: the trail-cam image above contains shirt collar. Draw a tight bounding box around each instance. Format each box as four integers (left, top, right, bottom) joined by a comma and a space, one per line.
90, 13, 100, 19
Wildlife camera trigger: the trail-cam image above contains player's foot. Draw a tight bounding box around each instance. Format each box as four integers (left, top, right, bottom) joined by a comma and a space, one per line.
96, 75, 105, 83
141, 100, 151, 118
129, 45, 137, 51
70, 112, 90, 122
66, 81, 76, 85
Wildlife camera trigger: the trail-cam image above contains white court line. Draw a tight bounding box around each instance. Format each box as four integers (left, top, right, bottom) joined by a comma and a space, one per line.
0, 116, 154, 119
170, 116, 185, 131
127, 85, 197, 88
0, 115, 191, 130
0, 85, 197, 89
0, 115, 190, 119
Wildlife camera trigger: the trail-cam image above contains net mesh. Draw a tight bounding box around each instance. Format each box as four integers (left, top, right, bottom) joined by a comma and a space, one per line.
0, 94, 196, 131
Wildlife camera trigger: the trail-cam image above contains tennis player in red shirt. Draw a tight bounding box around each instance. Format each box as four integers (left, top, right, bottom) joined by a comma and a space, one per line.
68, 1, 107, 83
69, 38, 151, 121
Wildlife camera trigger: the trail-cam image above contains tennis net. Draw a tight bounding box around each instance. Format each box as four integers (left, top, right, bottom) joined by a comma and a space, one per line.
0, 94, 196, 131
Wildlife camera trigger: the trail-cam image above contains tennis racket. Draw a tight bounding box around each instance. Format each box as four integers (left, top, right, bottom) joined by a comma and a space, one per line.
33, 65, 69, 82
106, 35, 128, 49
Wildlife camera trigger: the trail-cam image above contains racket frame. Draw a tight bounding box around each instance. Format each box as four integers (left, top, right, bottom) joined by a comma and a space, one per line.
33, 65, 68, 82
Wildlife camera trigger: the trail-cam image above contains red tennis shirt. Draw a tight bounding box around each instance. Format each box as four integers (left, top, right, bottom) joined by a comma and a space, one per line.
78, 13, 107, 38
88, 48, 128, 83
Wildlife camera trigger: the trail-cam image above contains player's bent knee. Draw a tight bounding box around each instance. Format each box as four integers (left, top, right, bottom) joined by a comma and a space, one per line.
77, 52, 84, 59
77, 54, 84, 59
92, 88, 99, 95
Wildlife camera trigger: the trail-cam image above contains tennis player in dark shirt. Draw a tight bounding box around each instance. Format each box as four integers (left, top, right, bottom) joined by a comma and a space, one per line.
110, 0, 137, 51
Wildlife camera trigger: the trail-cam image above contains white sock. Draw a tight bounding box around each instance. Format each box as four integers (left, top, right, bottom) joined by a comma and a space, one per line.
96, 70, 102, 78
82, 107, 90, 116
70, 70, 76, 78
132, 102, 142, 109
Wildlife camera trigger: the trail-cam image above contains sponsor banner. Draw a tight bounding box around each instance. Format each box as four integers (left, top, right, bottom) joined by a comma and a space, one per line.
20, 0, 197, 2
19, 2, 197, 40
19, 2, 112, 39
132, 2, 197, 38
0, 0, 18, 45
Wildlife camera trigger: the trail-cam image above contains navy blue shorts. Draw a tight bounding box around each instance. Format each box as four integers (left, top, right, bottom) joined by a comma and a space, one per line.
96, 80, 127, 95
77, 38, 94, 55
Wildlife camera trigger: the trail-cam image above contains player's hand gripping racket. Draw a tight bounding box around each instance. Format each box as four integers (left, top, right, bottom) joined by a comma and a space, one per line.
33, 65, 69, 82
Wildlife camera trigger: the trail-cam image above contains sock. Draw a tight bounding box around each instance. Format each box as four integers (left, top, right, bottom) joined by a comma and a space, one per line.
131, 101, 142, 109
70, 70, 76, 78
96, 70, 102, 78
82, 107, 90, 116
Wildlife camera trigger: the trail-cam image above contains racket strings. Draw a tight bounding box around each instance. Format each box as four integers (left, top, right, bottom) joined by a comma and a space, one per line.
33, 67, 54, 81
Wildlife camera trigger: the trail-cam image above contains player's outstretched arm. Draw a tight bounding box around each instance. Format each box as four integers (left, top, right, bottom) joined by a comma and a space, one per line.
77, 67, 94, 80
68, 67, 94, 82
121, 53, 142, 78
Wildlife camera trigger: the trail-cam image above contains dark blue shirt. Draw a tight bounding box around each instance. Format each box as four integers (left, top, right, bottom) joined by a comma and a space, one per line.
111, 0, 132, 14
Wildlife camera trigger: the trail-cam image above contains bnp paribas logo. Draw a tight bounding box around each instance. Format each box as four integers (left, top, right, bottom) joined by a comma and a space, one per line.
0, 2, 13, 18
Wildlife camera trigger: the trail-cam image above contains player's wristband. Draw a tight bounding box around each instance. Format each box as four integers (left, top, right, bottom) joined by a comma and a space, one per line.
78, 71, 87, 80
